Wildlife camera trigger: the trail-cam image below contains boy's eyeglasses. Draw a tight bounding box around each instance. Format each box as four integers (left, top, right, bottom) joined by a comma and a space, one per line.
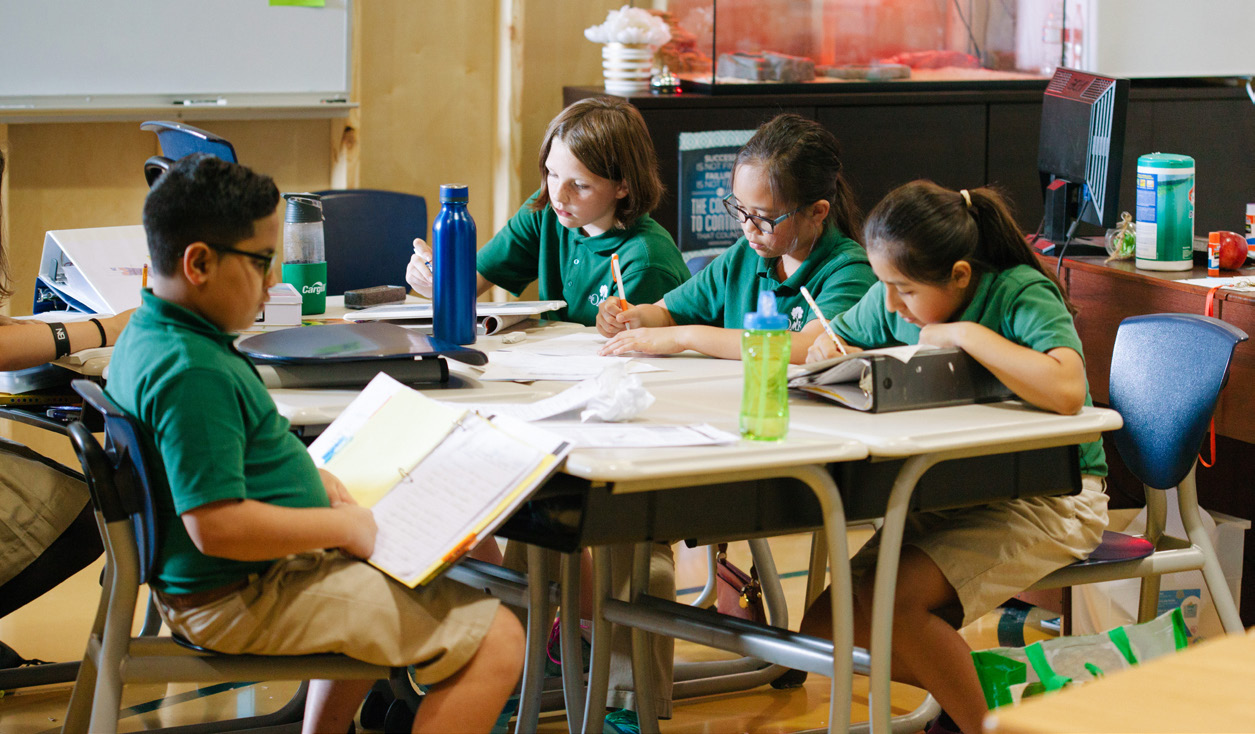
721, 193, 800, 234
207, 243, 277, 278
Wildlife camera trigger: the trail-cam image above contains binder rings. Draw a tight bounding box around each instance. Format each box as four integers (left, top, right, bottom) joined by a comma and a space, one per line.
788, 345, 1014, 412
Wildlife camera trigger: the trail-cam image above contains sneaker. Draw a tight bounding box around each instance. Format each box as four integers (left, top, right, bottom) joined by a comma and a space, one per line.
925, 710, 963, 734
542, 616, 592, 678
604, 708, 640, 734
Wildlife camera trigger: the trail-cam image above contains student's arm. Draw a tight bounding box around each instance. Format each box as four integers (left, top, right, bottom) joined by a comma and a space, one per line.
601, 323, 743, 359
182, 497, 376, 561
0, 310, 133, 372
919, 321, 1087, 414
405, 238, 495, 298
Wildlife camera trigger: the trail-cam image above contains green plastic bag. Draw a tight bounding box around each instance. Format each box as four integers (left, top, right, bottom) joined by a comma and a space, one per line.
972, 606, 1189, 709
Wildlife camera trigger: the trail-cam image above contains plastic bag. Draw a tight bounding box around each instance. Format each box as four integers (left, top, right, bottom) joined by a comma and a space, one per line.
972, 607, 1189, 709
1104, 211, 1136, 261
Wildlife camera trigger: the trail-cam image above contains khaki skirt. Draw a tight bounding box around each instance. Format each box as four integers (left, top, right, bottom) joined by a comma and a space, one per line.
848, 475, 1108, 628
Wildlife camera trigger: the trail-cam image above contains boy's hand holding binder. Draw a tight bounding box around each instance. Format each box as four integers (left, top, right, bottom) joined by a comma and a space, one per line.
306, 373, 571, 586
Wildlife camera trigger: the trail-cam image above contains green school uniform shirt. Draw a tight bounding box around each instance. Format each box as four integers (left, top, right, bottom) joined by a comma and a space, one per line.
832, 264, 1107, 476
662, 225, 875, 331
476, 193, 690, 326
106, 291, 328, 594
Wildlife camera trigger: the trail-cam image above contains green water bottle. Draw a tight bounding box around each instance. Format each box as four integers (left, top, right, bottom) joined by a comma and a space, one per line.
740, 290, 791, 441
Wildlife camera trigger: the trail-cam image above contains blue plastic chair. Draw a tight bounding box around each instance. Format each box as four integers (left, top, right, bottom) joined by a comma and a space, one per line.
314, 189, 427, 296
1031, 313, 1247, 635
140, 120, 238, 163
61, 380, 393, 734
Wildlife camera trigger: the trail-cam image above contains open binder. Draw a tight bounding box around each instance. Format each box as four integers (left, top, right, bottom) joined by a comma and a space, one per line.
36, 225, 149, 314
344, 300, 566, 335
788, 345, 1014, 412
307, 373, 571, 587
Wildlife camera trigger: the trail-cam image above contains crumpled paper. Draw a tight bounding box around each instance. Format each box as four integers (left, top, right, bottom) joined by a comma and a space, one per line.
584, 5, 671, 47
580, 361, 655, 422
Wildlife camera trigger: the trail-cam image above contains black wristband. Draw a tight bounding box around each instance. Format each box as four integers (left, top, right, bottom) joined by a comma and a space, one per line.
47, 322, 71, 359
88, 318, 108, 348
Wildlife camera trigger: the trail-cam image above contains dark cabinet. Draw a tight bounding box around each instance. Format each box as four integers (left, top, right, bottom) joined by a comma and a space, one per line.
566, 83, 1255, 240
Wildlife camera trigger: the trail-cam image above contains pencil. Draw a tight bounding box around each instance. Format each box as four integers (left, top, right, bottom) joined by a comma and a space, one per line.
142, 263, 148, 289
799, 285, 846, 356
610, 253, 627, 308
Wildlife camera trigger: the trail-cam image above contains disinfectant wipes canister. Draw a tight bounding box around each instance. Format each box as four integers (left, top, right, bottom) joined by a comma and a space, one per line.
1135, 153, 1195, 271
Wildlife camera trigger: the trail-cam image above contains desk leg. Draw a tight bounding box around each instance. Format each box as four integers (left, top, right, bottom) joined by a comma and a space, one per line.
805, 463, 854, 734
631, 542, 662, 734
869, 455, 939, 734
559, 552, 586, 731
517, 544, 552, 734
582, 546, 615, 734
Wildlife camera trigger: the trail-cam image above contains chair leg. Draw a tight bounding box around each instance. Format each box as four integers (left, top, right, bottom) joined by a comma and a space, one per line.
1177, 470, 1244, 634
1136, 486, 1170, 624
805, 531, 828, 609
60, 641, 98, 734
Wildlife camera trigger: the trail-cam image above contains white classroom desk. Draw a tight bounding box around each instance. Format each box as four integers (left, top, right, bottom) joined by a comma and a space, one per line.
273, 321, 867, 734
271, 321, 1123, 734
658, 369, 1123, 734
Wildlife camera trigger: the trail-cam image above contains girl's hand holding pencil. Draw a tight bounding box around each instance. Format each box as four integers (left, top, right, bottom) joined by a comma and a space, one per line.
806, 331, 859, 363
596, 296, 641, 336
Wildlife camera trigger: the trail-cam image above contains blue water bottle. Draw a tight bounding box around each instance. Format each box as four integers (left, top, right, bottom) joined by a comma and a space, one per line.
432, 184, 477, 345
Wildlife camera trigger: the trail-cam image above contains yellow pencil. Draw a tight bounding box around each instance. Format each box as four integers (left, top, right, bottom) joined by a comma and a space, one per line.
142, 263, 148, 289
799, 285, 846, 356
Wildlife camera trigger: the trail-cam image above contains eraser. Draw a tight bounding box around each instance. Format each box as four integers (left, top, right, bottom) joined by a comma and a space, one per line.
344, 285, 407, 309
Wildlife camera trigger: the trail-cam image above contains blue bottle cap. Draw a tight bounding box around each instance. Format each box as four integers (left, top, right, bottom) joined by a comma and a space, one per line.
439, 184, 469, 203
744, 290, 788, 330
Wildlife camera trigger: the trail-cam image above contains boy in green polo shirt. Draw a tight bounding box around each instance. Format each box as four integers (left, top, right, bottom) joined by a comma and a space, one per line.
107, 154, 524, 734
405, 96, 689, 326
598, 114, 875, 362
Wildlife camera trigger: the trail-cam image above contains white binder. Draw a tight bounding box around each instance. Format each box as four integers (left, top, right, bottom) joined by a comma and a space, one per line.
37, 225, 149, 315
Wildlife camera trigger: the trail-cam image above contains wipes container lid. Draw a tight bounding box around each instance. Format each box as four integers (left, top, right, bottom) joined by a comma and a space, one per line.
745, 290, 788, 331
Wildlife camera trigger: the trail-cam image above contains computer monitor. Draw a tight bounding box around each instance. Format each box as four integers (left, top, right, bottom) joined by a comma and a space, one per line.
1037, 67, 1129, 250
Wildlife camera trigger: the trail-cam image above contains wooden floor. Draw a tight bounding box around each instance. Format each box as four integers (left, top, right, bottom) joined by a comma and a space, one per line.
0, 527, 1057, 734
0, 419, 1055, 733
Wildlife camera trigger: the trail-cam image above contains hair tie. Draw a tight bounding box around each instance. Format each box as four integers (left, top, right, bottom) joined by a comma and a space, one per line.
959, 189, 972, 209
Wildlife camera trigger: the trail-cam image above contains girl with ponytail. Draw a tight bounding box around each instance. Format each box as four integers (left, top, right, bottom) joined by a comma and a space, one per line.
802, 180, 1108, 734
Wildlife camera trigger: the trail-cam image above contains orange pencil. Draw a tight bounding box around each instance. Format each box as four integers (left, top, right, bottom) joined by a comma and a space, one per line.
610, 253, 627, 309
142, 263, 148, 289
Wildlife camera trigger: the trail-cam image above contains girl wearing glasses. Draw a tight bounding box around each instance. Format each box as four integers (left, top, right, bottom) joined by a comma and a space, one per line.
598, 113, 875, 361
405, 96, 689, 327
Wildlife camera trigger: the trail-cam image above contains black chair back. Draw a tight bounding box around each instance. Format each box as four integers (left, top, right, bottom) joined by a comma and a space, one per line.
71, 380, 164, 586
315, 189, 427, 295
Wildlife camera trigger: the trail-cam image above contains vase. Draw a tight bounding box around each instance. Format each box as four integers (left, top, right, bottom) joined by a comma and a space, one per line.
601, 42, 654, 95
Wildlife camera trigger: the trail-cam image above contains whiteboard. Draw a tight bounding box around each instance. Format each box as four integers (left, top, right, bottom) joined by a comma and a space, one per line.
0, 0, 350, 106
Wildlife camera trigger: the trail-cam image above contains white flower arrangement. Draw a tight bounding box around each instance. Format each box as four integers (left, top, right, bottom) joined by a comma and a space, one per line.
584, 5, 671, 47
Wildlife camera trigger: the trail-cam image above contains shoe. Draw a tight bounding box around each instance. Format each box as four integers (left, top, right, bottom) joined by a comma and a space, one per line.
604, 708, 640, 734
925, 710, 963, 734
489, 694, 519, 734
542, 616, 592, 678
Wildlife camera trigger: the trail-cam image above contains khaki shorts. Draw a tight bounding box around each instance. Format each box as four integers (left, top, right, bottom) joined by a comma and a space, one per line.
157, 550, 500, 685
849, 475, 1108, 628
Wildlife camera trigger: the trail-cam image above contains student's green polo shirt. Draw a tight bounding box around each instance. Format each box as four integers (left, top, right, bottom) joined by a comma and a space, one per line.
662, 225, 875, 332
832, 264, 1107, 476
106, 291, 328, 594
476, 193, 690, 326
